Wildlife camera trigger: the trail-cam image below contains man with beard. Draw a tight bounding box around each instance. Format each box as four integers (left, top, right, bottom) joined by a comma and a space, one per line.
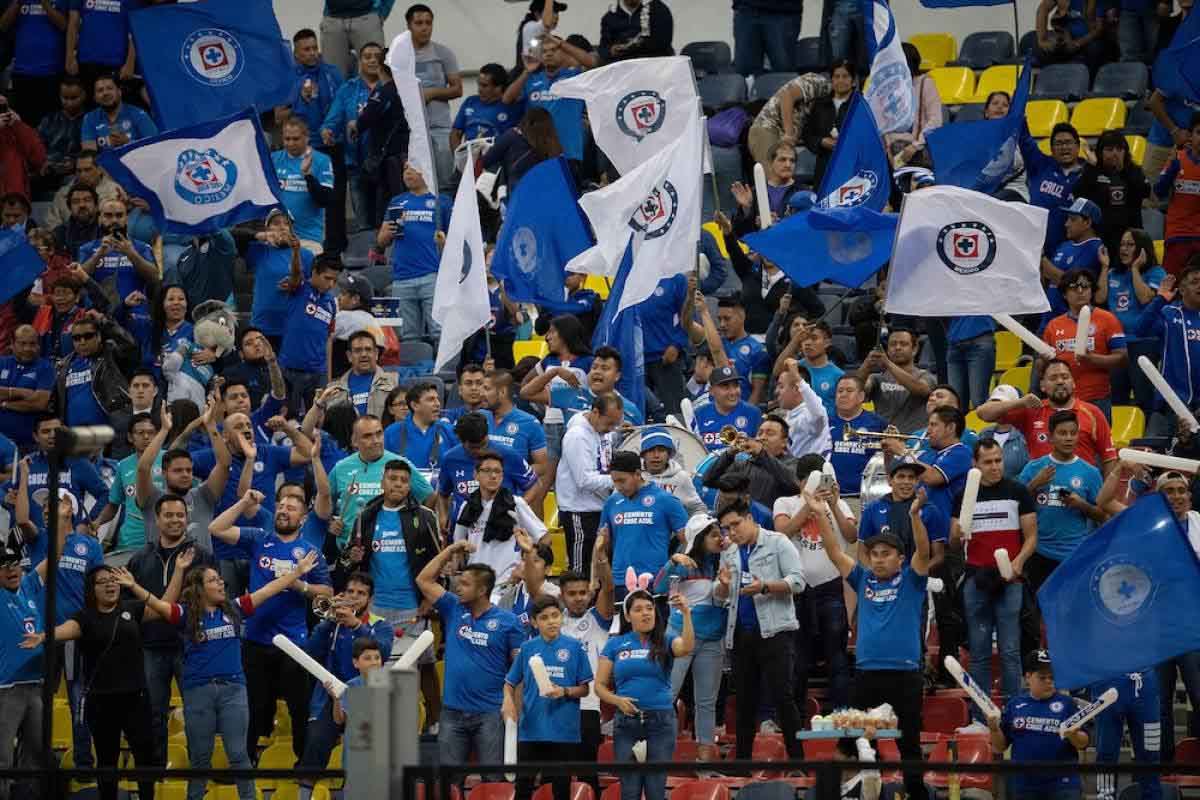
209, 487, 334, 763
51, 184, 100, 259
79, 74, 156, 151
77, 197, 158, 312
857, 328, 936, 435
46, 148, 120, 230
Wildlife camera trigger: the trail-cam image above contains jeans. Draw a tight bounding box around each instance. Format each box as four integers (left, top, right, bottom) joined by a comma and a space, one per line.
613, 709, 676, 800
795, 578, 851, 714
668, 633, 723, 745
54, 642, 93, 769
182, 680, 254, 800
390, 274, 440, 341
1090, 396, 1114, 423
948, 334, 997, 410
348, 170, 374, 233
1159, 651, 1200, 762
283, 367, 326, 418
827, 0, 863, 64
963, 575, 1023, 714
1094, 671, 1161, 800
144, 648, 185, 765
318, 12, 385, 84
298, 700, 341, 794
1118, 7, 1158, 63
0, 684, 44, 800
733, 8, 802, 75
438, 707, 504, 781
515, 741, 576, 800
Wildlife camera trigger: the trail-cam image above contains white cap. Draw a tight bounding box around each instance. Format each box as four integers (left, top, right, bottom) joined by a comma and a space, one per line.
683, 514, 719, 554
32, 487, 80, 519
989, 384, 1020, 403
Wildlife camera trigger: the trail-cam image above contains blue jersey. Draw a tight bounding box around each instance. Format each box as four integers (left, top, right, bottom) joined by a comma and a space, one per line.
488, 408, 548, 461
1020, 128, 1086, 254
436, 442, 537, 521
441, 405, 491, 427
278, 282, 337, 374
947, 315, 995, 343
25, 452, 107, 522
81, 103, 156, 149
170, 598, 252, 689
345, 373, 373, 415
847, 564, 927, 671
506, 634, 593, 743
271, 149, 335, 243
452, 96, 521, 141
640, 275, 688, 362
0, 571, 44, 686
692, 400, 763, 452
78, 237, 155, 303
48, 533, 104, 625
858, 497, 950, 559
290, 62, 345, 148
0, 355, 53, 447
601, 631, 678, 711
1105, 265, 1166, 335
724, 335, 770, 400
600, 483, 688, 579
1018, 454, 1102, 561
368, 507, 420, 610
829, 410, 886, 495
436, 592, 524, 713
549, 386, 643, 426
521, 67, 585, 160
12, 0, 67, 76
385, 192, 452, 281
1046, 237, 1105, 317
248, 243, 314, 337
304, 615, 394, 719
383, 417, 458, 471
61, 354, 106, 426
235, 527, 331, 646
1001, 692, 1083, 792
1148, 93, 1200, 148
1138, 297, 1200, 409
192, 447, 294, 560
919, 441, 973, 519
69, 0, 129, 66
799, 360, 845, 416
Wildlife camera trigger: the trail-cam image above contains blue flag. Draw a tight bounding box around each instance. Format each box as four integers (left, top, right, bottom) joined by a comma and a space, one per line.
1038, 493, 1200, 689
591, 239, 646, 418
130, 0, 294, 130
918, 0, 1011, 6
492, 157, 594, 312
1153, 4, 1200, 103
0, 231, 44, 305
928, 59, 1032, 194
816, 95, 890, 212
98, 109, 284, 235
744, 206, 897, 289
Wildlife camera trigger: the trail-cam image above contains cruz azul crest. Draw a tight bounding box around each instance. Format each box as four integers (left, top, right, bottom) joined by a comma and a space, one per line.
936, 221, 997, 275
174, 149, 239, 206
182, 28, 245, 87
616, 91, 666, 141
629, 181, 678, 240
821, 170, 880, 208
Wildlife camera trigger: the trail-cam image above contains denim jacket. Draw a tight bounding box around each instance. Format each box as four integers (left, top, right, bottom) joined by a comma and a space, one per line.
978, 425, 1031, 480
718, 529, 806, 645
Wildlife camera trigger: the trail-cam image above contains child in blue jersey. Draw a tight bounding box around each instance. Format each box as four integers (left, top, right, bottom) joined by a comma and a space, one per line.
596, 589, 694, 800
278, 252, 341, 416
503, 594, 594, 800
1020, 122, 1087, 255
692, 366, 763, 452
1042, 198, 1107, 320
988, 650, 1090, 800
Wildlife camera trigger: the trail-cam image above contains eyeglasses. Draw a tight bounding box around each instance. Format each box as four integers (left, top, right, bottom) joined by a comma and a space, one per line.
476, 467, 503, 476
350, 348, 377, 355
1066, 282, 1093, 291
71, 331, 98, 342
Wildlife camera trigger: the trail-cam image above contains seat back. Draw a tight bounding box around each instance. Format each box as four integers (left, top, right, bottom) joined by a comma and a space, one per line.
993, 330, 1023, 371
929, 67, 975, 105
1070, 97, 1127, 137
752, 72, 798, 102
1142, 207, 1166, 241
971, 65, 1020, 103
1125, 134, 1147, 165
682, 41, 733, 76
1032, 63, 1090, 101
670, 779, 731, 800
467, 783, 517, 800
1018, 30, 1039, 56
957, 30, 1014, 69
908, 33, 957, 70
1112, 405, 1146, 450
953, 104, 986, 123
735, 781, 796, 800
1093, 62, 1150, 100
802, 738, 838, 761
532, 783, 596, 800
699, 74, 748, 110
1025, 99, 1069, 138
922, 695, 969, 735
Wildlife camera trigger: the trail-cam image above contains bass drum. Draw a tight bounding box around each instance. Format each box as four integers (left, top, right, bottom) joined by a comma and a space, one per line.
617, 425, 711, 475
858, 452, 891, 507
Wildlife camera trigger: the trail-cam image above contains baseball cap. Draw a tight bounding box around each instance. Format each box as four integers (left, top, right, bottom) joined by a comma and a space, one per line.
639, 428, 676, 454
863, 531, 904, 552
1062, 197, 1102, 225
711, 365, 741, 386
1156, 470, 1191, 490
989, 384, 1020, 403
787, 191, 817, 213
338, 272, 374, 308
1024, 649, 1053, 673
684, 514, 719, 553
264, 207, 290, 226
32, 487, 79, 519
888, 455, 924, 476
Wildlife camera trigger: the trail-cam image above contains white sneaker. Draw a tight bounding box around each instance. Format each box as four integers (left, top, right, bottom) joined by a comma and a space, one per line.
759, 719, 781, 735
424, 722, 439, 736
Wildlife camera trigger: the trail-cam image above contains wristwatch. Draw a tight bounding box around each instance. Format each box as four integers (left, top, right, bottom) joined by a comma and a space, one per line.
759, 582, 769, 596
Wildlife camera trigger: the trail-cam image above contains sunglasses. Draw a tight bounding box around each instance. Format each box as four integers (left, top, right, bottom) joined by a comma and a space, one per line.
72, 331, 98, 342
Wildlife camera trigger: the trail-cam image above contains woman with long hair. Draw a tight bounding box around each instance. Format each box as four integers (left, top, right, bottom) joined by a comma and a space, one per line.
1077, 130, 1152, 256
982, 90, 1029, 202
803, 59, 859, 188
654, 516, 726, 762
380, 385, 410, 428
519, 314, 593, 463
596, 589, 694, 800
1095, 227, 1167, 407
481, 106, 565, 194
885, 43, 943, 169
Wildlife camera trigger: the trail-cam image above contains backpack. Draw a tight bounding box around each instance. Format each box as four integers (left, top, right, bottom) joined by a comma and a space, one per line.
707, 106, 751, 148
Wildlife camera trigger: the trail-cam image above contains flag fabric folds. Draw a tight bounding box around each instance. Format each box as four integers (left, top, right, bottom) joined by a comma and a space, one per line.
1038, 493, 1200, 689
553, 56, 700, 174
433, 148, 490, 372
816, 94, 890, 212
591, 241, 646, 419
743, 206, 898, 289
97, 109, 284, 235
861, 0, 915, 135
129, 0, 294, 130
884, 185, 1050, 316
387, 31, 438, 189
1153, 4, 1200, 104
928, 60, 1031, 194
0, 231, 45, 306
918, 0, 1012, 7
491, 157, 594, 312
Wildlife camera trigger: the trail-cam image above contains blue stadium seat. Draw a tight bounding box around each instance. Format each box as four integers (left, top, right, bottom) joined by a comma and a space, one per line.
1032, 63, 1090, 102
795, 37, 824, 73
951, 31, 1014, 69
751, 72, 798, 102
1123, 103, 1156, 136
1093, 62, 1150, 100
698, 74, 747, 110
705, 145, 745, 222
1142, 207, 1165, 241
794, 147, 816, 186
682, 41, 733, 76
953, 104, 986, 123
1018, 30, 1038, 58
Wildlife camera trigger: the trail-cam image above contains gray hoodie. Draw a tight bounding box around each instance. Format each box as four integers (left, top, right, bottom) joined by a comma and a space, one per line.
644, 459, 707, 516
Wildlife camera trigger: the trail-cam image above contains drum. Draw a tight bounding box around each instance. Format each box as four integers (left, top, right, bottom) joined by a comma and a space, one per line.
617, 425, 710, 474
858, 452, 891, 507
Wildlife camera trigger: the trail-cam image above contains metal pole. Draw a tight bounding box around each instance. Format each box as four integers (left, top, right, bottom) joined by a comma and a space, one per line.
1011, 0, 1021, 53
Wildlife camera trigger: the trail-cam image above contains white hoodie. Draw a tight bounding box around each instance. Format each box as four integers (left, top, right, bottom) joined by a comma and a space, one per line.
555, 413, 614, 512
644, 459, 707, 516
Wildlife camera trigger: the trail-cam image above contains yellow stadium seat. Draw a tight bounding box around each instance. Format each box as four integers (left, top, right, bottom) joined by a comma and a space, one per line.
167, 742, 189, 769
1125, 134, 1147, 166
211, 735, 230, 770
929, 67, 976, 105
52, 700, 72, 750
547, 531, 568, 577
204, 786, 263, 800
157, 782, 188, 800
171, 679, 182, 705
964, 410, 986, 432
256, 741, 296, 789
584, 274, 611, 299
1112, 406, 1146, 450
970, 65, 1020, 103
702, 221, 729, 259
1155, 240, 1165, 262
273, 784, 332, 800
862, 401, 875, 412
1070, 98, 1126, 137
326, 744, 344, 790
542, 491, 558, 526
908, 33, 957, 70
512, 340, 549, 363
993, 331, 1022, 372
999, 364, 1033, 394
1037, 137, 1052, 155
1025, 100, 1069, 138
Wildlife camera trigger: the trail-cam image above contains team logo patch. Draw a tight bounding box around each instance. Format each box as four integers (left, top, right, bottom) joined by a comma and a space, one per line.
821, 170, 880, 208
629, 181, 678, 240
74, 543, 88, 557
182, 29, 244, 86
174, 149, 238, 206
486, 619, 499, 631
512, 227, 539, 275
739, 345, 750, 356
641, 495, 655, 507
426, 199, 436, 209
735, 416, 747, 428
1070, 477, 1082, 489
1050, 701, 1064, 713
258, 556, 271, 569
614, 513, 625, 525
121, 611, 132, 620
253, 461, 264, 473
1091, 556, 1154, 626
292, 547, 305, 560
936, 221, 997, 275
506, 423, 519, 435
654, 286, 665, 297
616, 90, 666, 141
372, 540, 381, 552
557, 648, 570, 663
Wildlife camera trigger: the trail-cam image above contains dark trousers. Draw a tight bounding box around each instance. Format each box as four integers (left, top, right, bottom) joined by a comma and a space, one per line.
298, 701, 341, 788
9, 73, 61, 128
853, 670, 928, 800
646, 359, 688, 418
320, 143, 348, 254
733, 625, 803, 759
515, 741, 576, 800
575, 709, 602, 797
84, 689, 157, 800
560, 510, 601, 580
1022, 552, 1059, 656
932, 552, 966, 677
242, 639, 313, 761
794, 577, 851, 717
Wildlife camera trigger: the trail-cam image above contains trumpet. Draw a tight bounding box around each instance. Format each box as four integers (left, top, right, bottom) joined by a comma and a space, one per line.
842, 427, 927, 449
718, 425, 741, 445
312, 595, 355, 621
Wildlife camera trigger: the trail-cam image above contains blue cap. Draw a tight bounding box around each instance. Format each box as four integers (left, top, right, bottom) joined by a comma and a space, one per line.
639, 428, 676, 454
1061, 197, 1102, 225
786, 190, 817, 212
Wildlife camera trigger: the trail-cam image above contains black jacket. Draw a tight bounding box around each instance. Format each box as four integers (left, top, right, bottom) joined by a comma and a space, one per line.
723, 228, 793, 335
126, 538, 215, 649
1074, 163, 1151, 256
333, 493, 441, 595
599, 0, 674, 62
358, 79, 411, 164
703, 447, 799, 509
802, 94, 852, 189
53, 315, 138, 435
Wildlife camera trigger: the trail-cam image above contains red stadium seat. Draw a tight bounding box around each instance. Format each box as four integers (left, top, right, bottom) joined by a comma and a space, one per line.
600, 785, 621, 800
926, 737, 993, 791
801, 738, 837, 761
466, 784, 515, 800
875, 737, 904, 785
1165, 737, 1200, 785
532, 783, 596, 800
671, 779, 732, 800
922, 695, 969, 739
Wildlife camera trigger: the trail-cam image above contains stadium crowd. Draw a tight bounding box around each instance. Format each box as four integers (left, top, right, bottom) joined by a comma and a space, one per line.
0, 0, 1199, 799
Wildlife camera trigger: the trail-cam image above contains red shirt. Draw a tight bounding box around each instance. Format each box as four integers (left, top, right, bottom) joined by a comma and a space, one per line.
1166, 148, 1200, 242
1041, 308, 1126, 402
1001, 398, 1116, 467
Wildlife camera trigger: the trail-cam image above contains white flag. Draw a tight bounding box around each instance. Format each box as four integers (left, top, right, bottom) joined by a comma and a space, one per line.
433, 147, 489, 372
885, 185, 1050, 317
387, 31, 437, 189
554, 56, 700, 174
567, 110, 703, 313
862, 0, 915, 136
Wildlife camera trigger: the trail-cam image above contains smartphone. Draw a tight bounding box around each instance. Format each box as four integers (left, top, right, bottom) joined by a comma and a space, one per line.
668, 575, 681, 598
386, 207, 405, 239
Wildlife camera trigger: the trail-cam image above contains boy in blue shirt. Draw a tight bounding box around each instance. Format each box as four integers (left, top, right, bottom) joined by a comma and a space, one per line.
278, 251, 341, 416
79, 74, 156, 150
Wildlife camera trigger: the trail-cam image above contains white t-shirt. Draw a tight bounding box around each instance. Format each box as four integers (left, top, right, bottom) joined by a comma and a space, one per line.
561, 606, 611, 712
454, 495, 547, 586
773, 495, 855, 586
1187, 511, 1200, 560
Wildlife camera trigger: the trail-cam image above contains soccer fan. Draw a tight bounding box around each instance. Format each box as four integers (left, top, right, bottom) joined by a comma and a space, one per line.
453, 450, 547, 591
856, 328, 936, 434
555, 395, 620, 578
691, 366, 763, 452
639, 428, 707, 516
1041, 268, 1128, 418
827, 375, 886, 506
598, 451, 687, 599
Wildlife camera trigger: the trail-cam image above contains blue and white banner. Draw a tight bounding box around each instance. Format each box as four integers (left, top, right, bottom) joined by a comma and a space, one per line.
1153, 3, 1200, 104
862, 0, 915, 135
97, 109, 284, 235
0, 230, 44, 306
433, 148, 490, 373
817, 94, 890, 212
130, 0, 294, 130
743, 206, 897, 290
592, 241, 646, 419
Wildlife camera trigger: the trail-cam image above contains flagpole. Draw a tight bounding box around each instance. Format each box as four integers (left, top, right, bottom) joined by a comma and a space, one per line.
1010, 0, 1020, 52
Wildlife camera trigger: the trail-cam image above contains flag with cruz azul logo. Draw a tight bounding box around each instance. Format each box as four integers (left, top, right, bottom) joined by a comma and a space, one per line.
97, 108, 284, 235
884, 185, 1050, 316
816, 93, 890, 212
129, 0, 295, 130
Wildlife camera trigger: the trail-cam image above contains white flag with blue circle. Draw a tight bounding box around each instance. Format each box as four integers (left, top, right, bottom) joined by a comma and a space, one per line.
97, 109, 283, 236
862, 0, 915, 136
